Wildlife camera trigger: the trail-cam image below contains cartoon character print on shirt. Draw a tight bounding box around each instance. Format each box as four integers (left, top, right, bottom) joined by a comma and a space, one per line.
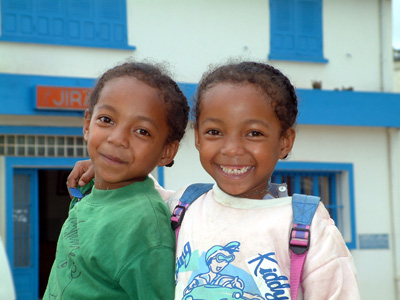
180, 241, 264, 300
176, 241, 291, 300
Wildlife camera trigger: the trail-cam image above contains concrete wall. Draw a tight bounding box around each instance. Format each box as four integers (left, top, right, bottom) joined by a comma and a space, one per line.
395, 61, 400, 92
0, 157, 5, 242
0, 0, 393, 91
0, 0, 398, 298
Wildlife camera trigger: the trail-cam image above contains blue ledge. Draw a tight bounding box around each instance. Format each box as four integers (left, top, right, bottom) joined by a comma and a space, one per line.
1, 73, 400, 128
296, 89, 400, 128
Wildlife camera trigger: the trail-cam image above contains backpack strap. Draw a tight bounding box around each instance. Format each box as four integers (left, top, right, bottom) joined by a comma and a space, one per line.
68, 179, 95, 208
290, 194, 320, 300
171, 183, 213, 246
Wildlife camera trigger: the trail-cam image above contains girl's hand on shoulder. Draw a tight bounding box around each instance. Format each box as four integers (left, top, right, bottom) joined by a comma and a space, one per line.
66, 159, 94, 195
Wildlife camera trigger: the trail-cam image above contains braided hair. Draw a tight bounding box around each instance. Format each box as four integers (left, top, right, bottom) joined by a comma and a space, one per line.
194, 61, 298, 136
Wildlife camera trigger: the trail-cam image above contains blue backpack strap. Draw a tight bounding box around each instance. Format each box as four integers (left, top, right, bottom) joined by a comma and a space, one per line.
171, 183, 213, 231
290, 193, 320, 253
289, 194, 320, 300
68, 179, 95, 209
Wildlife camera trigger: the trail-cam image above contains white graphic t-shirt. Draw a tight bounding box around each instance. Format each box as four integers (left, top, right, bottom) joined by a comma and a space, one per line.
167, 184, 360, 300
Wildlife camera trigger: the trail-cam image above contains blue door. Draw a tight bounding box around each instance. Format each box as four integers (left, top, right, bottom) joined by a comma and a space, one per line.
13, 169, 39, 300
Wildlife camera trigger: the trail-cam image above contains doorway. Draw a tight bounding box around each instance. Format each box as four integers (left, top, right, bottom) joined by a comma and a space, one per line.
38, 170, 71, 298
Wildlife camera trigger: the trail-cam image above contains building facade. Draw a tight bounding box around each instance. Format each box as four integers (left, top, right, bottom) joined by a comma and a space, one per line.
0, 0, 399, 299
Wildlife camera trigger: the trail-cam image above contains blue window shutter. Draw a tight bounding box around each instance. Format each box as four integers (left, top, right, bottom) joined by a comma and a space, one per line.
269, 0, 327, 63
97, 0, 127, 44
296, 0, 323, 58
1, 0, 34, 37
270, 0, 296, 56
1, 0, 132, 49
36, 0, 64, 42
67, 0, 95, 43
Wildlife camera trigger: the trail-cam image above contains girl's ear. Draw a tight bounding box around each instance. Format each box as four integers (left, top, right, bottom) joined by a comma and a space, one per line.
157, 141, 180, 167
194, 127, 200, 151
83, 109, 91, 142
280, 127, 296, 159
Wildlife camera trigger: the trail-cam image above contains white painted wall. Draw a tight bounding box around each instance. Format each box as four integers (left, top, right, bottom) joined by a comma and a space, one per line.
395, 61, 400, 92
0, 157, 5, 242
0, 0, 398, 298
0, 0, 392, 92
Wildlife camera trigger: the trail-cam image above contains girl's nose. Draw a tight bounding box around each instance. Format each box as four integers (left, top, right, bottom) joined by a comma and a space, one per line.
221, 135, 245, 156
107, 127, 129, 148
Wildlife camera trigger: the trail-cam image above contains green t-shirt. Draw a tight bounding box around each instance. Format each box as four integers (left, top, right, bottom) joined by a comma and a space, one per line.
44, 177, 175, 299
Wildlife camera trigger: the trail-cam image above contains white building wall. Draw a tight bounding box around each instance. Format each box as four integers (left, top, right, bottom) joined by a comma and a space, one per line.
395, 61, 400, 92
293, 125, 395, 300
0, 0, 398, 298
0, 157, 5, 241
0, 0, 392, 92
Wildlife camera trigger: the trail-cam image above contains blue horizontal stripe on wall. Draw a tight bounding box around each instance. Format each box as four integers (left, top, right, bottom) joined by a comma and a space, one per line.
0, 73, 93, 117
296, 89, 400, 128
1, 73, 400, 128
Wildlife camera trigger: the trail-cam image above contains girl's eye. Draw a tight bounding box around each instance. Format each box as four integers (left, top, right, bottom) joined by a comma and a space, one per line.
135, 129, 151, 136
99, 116, 113, 124
206, 129, 221, 136
248, 131, 263, 137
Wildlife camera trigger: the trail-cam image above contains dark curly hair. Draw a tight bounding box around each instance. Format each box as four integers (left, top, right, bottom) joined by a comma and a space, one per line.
194, 61, 298, 136
87, 61, 189, 167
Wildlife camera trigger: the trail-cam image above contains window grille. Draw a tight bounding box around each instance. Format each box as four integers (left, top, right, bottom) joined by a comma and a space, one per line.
272, 170, 342, 226
0, 134, 88, 157
13, 173, 31, 267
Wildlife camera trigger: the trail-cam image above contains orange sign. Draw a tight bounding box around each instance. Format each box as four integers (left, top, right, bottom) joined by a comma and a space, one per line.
36, 86, 92, 110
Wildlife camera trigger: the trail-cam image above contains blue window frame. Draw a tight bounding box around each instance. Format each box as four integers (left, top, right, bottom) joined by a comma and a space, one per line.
273, 162, 356, 249
269, 0, 327, 63
0, 0, 134, 50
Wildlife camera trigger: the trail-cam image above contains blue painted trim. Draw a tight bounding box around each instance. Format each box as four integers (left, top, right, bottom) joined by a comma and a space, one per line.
0, 74, 197, 117
0, 73, 93, 117
268, 54, 329, 63
157, 167, 165, 187
0, 126, 83, 136
13, 169, 39, 299
347, 164, 357, 249
296, 89, 400, 127
5, 157, 84, 260
5, 157, 82, 299
2, 73, 400, 128
0, 0, 133, 50
0, 38, 136, 50
154, 82, 400, 128
276, 161, 351, 171
5, 160, 13, 264
275, 161, 357, 249
269, 0, 326, 65
178, 82, 197, 111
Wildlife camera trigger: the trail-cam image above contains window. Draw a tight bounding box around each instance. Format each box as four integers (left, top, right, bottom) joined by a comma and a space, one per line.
0, 0, 134, 49
269, 0, 327, 63
0, 134, 88, 157
273, 162, 356, 249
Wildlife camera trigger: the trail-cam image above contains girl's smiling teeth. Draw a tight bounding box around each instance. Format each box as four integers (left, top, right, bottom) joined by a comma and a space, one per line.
219, 165, 252, 175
